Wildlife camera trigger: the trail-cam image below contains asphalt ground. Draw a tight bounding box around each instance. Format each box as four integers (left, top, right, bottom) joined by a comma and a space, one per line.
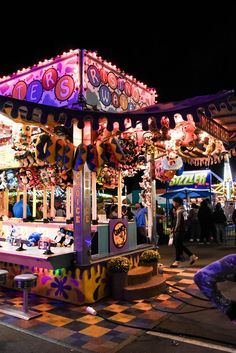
0, 241, 236, 353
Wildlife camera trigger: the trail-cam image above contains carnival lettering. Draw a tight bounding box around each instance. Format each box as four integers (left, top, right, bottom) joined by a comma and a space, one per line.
12, 72, 75, 103
87, 64, 143, 110
199, 115, 229, 142
170, 173, 207, 186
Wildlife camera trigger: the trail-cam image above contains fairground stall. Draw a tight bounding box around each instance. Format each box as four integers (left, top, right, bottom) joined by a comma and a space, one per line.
0, 49, 236, 305
0, 49, 157, 304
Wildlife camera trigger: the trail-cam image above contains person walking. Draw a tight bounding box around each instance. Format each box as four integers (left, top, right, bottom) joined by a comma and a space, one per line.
170, 196, 198, 268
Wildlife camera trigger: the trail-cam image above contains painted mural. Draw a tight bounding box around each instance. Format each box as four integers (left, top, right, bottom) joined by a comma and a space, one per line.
0, 253, 140, 304
0, 51, 80, 108
84, 51, 156, 112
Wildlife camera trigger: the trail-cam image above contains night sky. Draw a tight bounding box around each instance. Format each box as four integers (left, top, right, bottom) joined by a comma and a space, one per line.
0, 4, 235, 183
1, 5, 235, 103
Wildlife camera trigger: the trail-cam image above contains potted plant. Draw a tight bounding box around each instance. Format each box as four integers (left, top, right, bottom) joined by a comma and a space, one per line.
107, 256, 130, 299
139, 249, 160, 275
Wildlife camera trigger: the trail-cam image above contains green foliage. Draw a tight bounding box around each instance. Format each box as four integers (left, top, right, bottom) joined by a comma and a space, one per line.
107, 256, 130, 273
139, 249, 160, 265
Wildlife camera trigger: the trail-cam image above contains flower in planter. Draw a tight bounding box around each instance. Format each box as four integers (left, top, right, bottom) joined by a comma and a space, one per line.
139, 249, 160, 265
107, 256, 130, 273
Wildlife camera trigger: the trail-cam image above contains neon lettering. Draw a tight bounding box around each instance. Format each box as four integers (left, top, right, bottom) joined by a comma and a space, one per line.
46, 72, 55, 88
29, 84, 37, 100
60, 79, 70, 98
90, 68, 99, 84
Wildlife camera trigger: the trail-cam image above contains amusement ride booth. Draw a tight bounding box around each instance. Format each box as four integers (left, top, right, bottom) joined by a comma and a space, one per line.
0, 48, 236, 305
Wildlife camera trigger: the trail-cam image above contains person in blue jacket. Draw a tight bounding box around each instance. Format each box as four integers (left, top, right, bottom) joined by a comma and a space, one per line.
134, 202, 148, 244
194, 254, 236, 322
13, 195, 31, 218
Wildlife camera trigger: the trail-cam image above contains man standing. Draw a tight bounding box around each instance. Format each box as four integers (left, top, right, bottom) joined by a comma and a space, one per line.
13, 195, 31, 218
134, 203, 148, 244
170, 197, 198, 268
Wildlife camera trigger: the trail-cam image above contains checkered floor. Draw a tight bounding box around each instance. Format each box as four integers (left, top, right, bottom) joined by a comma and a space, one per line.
0, 267, 201, 353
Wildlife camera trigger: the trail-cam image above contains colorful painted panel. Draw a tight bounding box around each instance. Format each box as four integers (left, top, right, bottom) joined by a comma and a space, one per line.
0, 253, 140, 304
0, 52, 80, 108
84, 52, 156, 112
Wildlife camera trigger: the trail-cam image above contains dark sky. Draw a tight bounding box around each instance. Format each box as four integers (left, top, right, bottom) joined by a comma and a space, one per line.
0, 4, 235, 103
0, 5, 235, 183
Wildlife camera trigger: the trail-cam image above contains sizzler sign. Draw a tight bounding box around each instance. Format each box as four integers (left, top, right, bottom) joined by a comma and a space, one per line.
169, 171, 210, 189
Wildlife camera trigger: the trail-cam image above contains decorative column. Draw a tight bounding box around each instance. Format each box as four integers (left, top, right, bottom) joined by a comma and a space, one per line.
32, 188, 36, 218
16, 189, 20, 202
23, 186, 27, 219
43, 188, 47, 220
73, 120, 92, 265
50, 186, 55, 218
151, 169, 157, 245
3, 190, 9, 217
117, 171, 122, 219
91, 172, 97, 223
223, 153, 233, 200
66, 187, 71, 221
147, 154, 155, 242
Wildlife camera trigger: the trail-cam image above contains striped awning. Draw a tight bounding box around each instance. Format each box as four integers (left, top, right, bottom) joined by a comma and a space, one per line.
0, 90, 235, 142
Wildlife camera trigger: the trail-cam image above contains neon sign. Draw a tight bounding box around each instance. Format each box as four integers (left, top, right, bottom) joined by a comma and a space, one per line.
169, 171, 211, 189
85, 53, 156, 112
0, 54, 78, 107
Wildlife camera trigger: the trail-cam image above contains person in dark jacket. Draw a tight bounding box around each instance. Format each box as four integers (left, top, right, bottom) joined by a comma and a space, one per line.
170, 197, 198, 268
212, 202, 227, 243
188, 203, 200, 242
126, 206, 135, 221
198, 199, 214, 243
233, 209, 236, 223
232, 207, 236, 241
194, 254, 236, 322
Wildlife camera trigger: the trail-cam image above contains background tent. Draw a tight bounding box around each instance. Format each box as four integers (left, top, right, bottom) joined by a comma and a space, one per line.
160, 187, 214, 200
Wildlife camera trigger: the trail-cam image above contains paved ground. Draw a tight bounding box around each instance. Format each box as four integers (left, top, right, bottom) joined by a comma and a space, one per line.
0, 241, 236, 353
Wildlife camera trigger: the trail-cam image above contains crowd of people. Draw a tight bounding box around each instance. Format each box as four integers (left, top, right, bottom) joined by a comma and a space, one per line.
102, 197, 236, 254
167, 197, 236, 267
168, 199, 236, 244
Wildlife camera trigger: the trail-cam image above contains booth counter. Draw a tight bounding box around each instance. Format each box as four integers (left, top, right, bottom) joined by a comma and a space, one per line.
0, 241, 75, 269
0, 221, 75, 269
91, 221, 137, 258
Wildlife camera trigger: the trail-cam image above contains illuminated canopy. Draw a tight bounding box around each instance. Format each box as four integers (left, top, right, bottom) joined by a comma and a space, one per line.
1, 89, 236, 168
0, 89, 234, 134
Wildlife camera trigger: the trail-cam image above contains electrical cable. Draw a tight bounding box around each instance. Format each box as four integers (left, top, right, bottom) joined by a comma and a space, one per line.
150, 302, 214, 314
162, 289, 214, 309
90, 308, 236, 348
166, 281, 210, 301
